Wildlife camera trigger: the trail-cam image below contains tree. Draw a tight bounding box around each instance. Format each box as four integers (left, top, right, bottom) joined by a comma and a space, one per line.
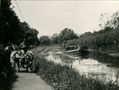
51, 33, 59, 44
99, 11, 119, 29
80, 32, 92, 38
1, 0, 39, 46
1, 0, 25, 45
20, 22, 39, 46
59, 28, 78, 43
39, 36, 51, 45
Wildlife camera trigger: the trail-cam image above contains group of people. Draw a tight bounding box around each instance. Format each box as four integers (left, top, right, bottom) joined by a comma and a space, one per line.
5, 42, 34, 72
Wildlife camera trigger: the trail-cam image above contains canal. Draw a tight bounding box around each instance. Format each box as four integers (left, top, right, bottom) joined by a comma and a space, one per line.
72, 51, 119, 84
46, 50, 119, 85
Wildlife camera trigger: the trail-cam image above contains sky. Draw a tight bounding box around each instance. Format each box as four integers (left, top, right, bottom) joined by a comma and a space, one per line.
11, 0, 119, 37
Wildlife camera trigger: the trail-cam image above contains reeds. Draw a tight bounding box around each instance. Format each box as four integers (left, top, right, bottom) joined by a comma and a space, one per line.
33, 55, 119, 90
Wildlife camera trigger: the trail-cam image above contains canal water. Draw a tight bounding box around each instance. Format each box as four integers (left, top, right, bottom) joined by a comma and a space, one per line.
46, 51, 119, 84
72, 51, 119, 84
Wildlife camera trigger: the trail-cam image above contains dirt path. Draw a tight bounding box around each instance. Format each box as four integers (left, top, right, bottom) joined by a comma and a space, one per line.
12, 73, 53, 90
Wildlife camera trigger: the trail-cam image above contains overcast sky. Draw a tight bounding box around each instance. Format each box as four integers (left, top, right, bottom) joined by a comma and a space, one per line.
11, 0, 119, 37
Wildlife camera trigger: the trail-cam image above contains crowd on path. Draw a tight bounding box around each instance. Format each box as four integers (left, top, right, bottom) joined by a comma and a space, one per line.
4, 42, 34, 72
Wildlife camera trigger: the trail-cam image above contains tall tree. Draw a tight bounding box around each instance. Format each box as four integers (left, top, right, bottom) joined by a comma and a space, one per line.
20, 22, 39, 46
39, 36, 51, 45
51, 33, 59, 44
59, 28, 78, 43
1, 0, 39, 46
1, 0, 25, 45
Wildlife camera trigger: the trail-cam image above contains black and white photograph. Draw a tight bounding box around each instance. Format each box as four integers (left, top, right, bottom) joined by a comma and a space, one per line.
1, 0, 119, 90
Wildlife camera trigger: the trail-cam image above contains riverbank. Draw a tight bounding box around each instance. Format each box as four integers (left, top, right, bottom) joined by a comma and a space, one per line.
32, 46, 119, 90
88, 49, 119, 57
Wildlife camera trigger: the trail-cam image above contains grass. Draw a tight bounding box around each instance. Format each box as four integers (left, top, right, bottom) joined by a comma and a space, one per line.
56, 54, 74, 64
32, 48, 119, 90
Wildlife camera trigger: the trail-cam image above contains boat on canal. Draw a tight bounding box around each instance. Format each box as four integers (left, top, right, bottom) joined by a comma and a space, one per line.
66, 44, 88, 53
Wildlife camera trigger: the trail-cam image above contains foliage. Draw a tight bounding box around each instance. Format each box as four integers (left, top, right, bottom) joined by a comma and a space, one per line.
20, 22, 39, 46
66, 11, 119, 52
1, 0, 39, 46
39, 36, 51, 45
104, 11, 119, 29
1, 0, 23, 44
80, 28, 119, 51
50, 28, 78, 45
66, 39, 79, 46
80, 32, 93, 38
51, 33, 60, 44
58, 28, 79, 44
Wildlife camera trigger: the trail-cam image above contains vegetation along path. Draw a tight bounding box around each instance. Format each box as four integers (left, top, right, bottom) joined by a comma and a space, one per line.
12, 72, 53, 90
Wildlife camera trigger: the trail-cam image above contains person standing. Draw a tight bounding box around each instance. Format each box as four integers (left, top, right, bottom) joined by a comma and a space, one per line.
19, 39, 28, 53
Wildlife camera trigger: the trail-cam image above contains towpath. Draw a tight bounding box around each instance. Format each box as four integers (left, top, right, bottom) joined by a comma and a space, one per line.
12, 73, 53, 90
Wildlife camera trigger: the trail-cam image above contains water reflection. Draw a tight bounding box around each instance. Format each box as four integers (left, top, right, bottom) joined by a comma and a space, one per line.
72, 51, 119, 84
46, 51, 119, 84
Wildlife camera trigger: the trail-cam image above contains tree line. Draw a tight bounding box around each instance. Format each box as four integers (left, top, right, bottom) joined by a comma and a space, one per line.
38, 28, 79, 46
43, 11, 119, 52
72, 11, 119, 52
0, 0, 39, 46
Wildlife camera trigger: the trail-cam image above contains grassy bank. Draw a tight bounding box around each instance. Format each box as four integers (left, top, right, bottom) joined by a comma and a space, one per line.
33, 53, 119, 90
